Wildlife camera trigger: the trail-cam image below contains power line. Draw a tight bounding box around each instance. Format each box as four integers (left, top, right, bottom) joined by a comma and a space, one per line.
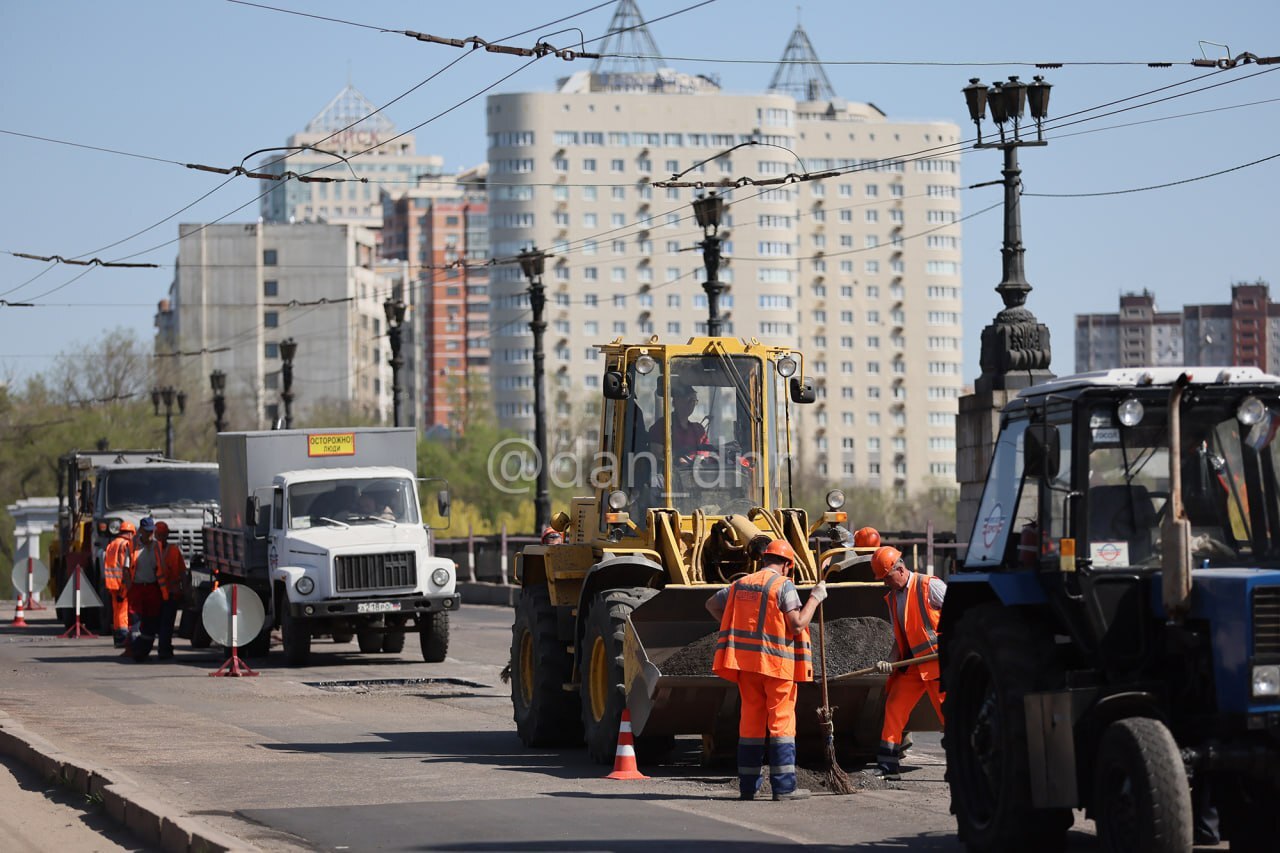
1025, 150, 1280, 198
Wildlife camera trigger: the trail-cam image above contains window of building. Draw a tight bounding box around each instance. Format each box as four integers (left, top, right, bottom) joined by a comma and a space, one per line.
263, 249, 277, 266
264, 311, 279, 328
263, 280, 278, 297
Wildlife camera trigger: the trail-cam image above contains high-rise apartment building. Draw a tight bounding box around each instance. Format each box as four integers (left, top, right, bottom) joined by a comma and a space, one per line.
258, 84, 445, 228
156, 223, 397, 427
380, 166, 491, 433
485, 8, 964, 497
1075, 281, 1279, 372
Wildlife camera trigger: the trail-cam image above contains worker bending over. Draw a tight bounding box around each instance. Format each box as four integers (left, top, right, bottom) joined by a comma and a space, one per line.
706, 540, 826, 801
872, 546, 946, 779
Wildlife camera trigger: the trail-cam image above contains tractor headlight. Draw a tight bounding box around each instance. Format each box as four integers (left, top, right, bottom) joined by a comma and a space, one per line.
777, 355, 798, 378
826, 489, 846, 510
431, 567, 452, 587
1117, 397, 1144, 427
608, 490, 629, 511
294, 576, 315, 596
1253, 665, 1280, 697
1237, 396, 1266, 426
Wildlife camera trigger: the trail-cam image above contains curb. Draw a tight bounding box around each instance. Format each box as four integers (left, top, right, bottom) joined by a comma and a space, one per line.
0, 712, 257, 852
458, 581, 520, 608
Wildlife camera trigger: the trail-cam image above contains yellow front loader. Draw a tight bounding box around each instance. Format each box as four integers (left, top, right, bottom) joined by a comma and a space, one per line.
510, 336, 941, 764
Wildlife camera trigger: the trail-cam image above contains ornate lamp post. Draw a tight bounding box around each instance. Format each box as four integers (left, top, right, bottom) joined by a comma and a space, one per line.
692, 190, 727, 336
151, 386, 187, 458
209, 369, 227, 433
963, 74, 1055, 392
518, 246, 551, 532
279, 337, 297, 429
384, 297, 407, 427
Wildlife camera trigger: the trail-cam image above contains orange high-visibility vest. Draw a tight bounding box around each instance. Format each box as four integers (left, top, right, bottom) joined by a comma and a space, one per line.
884, 572, 942, 681
713, 569, 813, 683
158, 542, 186, 598
127, 539, 176, 601
102, 536, 132, 591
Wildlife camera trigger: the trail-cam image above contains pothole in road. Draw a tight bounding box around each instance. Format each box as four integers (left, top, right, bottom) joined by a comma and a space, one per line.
306, 677, 490, 696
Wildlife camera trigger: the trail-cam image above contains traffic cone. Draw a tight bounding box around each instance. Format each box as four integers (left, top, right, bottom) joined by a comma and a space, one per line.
606, 709, 649, 780
12, 598, 29, 628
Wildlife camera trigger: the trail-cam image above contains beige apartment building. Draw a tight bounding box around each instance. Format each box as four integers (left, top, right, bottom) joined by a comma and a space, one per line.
484, 19, 964, 498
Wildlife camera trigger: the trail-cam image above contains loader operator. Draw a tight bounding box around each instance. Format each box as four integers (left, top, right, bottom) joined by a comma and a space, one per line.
705, 539, 827, 801
871, 546, 946, 780
652, 381, 713, 462
103, 520, 137, 648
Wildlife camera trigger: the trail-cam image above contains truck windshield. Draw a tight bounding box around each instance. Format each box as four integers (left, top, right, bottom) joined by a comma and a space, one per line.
102, 469, 219, 510
657, 354, 765, 516
287, 477, 420, 528
1086, 391, 1280, 568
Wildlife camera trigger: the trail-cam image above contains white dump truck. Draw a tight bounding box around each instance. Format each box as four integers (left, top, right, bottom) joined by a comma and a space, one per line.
199, 428, 458, 666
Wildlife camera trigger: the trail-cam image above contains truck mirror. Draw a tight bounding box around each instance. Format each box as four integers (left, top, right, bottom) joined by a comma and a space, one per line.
245, 495, 259, 528
603, 370, 629, 400
437, 490, 451, 519
1025, 423, 1060, 479
419, 477, 452, 531
790, 376, 817, 404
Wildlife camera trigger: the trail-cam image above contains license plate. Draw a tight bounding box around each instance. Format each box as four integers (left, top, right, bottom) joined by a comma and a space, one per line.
356, 601, 402, 614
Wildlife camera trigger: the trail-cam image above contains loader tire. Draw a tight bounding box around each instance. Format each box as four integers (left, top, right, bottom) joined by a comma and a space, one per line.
1093, 717, 1192, 853
943, 603, 1071, 853
512, 585, 581, 747
418, 611, 449, 663
580, 587, 659, 765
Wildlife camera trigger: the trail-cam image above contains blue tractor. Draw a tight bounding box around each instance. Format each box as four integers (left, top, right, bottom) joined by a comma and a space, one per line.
941, 367, 1280, 853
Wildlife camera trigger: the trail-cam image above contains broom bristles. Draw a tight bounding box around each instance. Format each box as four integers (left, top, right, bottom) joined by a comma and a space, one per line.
817, 706, 858, 795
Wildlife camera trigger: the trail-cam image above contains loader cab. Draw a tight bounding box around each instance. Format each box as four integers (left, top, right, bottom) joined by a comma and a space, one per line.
600, 337, 809, 533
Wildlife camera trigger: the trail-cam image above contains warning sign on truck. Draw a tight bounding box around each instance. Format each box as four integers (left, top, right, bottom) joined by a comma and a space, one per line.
308, 432, 356, 457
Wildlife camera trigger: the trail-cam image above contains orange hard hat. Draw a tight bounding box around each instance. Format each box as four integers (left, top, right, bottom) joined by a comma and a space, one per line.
853, 527, 881, 548
154, 521, 170, 539
541, 526, 563, 545
872, 546, 902, 579
761, 539, 797, 571
118, 520, 136, 535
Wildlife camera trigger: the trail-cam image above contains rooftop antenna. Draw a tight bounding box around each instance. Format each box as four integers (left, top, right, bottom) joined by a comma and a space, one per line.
767, 17, 838, 102
590, 0, 665, 76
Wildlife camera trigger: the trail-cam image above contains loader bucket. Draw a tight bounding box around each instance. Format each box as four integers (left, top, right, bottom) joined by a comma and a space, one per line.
621, 581, 943, 762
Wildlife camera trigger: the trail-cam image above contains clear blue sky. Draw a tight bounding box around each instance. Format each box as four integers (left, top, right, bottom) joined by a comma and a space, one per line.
2, 0, 1278, 386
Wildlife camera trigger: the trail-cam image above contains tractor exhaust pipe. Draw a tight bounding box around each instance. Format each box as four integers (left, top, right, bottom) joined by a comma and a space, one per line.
1162, 373, 1193, 621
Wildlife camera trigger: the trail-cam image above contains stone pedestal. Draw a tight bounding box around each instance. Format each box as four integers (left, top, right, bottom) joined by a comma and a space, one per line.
956, 390, 1012, 558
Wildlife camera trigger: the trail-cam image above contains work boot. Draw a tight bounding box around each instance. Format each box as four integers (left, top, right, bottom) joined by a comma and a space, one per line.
772, 788, 811, 801
875, 763, 901, 782
157, 648, 174, 660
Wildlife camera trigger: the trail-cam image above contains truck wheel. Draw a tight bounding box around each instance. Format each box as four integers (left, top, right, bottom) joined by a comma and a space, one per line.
511, 585, 582, 747
332, 631, 354, 644
357, 630, 382, 653
1093, 717, 1192, 853
579, 587, 659, 765
418, 612, 449, 663
190, 616, 212, 649
240, 624, 271, 658
943, 603, 1071, 853
281, 605, 311, 667
382, 629, 406, 654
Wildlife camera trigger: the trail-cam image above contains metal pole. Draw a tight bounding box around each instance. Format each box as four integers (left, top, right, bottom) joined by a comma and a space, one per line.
282, 361, 294, 429
529, 273, 551, 532
996, 143, 1031, 309
165, 407, 175, 458
700, 233, 724, 336
389, 323, 404, 427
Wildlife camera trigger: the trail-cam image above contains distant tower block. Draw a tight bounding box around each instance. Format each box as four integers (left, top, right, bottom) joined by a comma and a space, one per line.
767, 21, 838, 102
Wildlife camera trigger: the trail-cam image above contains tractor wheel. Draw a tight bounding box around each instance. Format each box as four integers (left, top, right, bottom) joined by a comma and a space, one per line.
280, 604, 311, 667
943, 603, 1072, 853
1093, 717, 1192, 853
579, 587, 659, 765
418, 612, 449, 663
357, 630, 383, 653
382, 629, 406, 653
511, 585, 581, 747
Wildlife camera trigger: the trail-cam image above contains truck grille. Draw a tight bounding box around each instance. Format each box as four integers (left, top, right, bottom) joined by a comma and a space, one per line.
176, 528, 202, 560
335, 552, 417, 592
1256, 587, 1280, 656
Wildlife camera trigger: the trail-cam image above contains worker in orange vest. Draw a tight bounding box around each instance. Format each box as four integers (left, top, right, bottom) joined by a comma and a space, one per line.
102, 520, 136, 648
871, 545, 946, 780
125, 517, 174, 662
706, 539, 826, 801
152, 521, 187, 660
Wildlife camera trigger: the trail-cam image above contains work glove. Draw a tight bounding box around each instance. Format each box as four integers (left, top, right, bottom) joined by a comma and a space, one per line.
810, 581, 828, 603
874, 660, 894, 674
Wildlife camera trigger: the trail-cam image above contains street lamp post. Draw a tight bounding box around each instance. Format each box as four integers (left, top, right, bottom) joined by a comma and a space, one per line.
692, 191, 727, 336
209, 369, 227, 433
518, 246, 551, 533
963, 75, 1055, 392
151, 386, 187, 458
384, 297, 407, 427
279, 337, 297, 429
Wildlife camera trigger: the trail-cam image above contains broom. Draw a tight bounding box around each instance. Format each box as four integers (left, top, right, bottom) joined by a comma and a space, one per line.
815, 597, 858, 795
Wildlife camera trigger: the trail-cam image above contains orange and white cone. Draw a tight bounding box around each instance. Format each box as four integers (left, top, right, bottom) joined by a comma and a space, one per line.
12, 597, 29, 628
606, 709, 649, 780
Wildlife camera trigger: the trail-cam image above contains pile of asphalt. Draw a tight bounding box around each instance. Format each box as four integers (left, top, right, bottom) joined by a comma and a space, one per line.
661, 617, 893, 679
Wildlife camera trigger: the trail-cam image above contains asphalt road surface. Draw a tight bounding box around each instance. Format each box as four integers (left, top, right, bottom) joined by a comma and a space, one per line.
0, 602, 1130, 852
